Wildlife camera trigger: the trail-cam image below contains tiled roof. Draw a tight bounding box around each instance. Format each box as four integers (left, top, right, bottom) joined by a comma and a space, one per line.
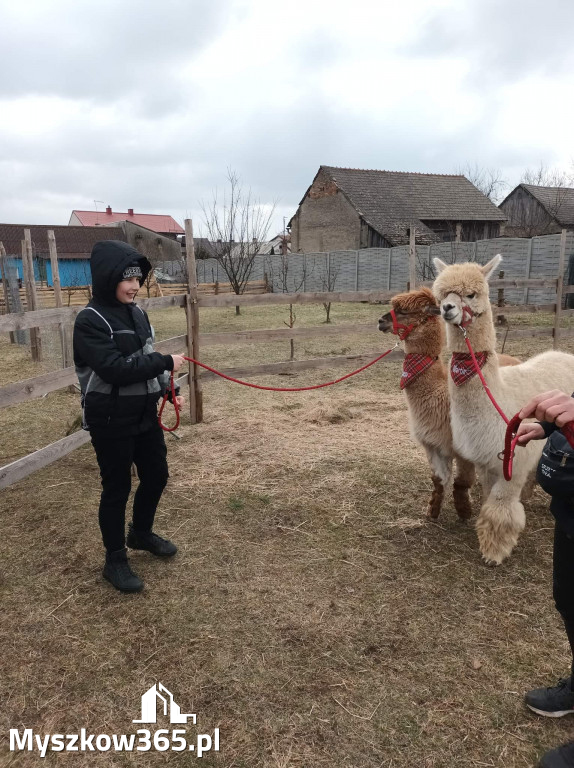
71, 209, 184, 234
319, 166, 507, 245
0, 224, 126, 258
520, 184, 574, 227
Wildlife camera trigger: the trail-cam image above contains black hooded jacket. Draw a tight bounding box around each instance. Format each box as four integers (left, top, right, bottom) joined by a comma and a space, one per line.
539, 414, 574, 531
73, 240, 175, 435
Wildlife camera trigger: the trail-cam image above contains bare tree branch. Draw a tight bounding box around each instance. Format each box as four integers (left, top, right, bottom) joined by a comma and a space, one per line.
458, 163, 509, 204
200, 169, 275, 313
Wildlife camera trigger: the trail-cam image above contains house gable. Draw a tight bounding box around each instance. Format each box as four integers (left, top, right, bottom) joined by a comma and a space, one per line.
290, 166, 507, 251
290, 167, 367, 252
499, 184, 574, 236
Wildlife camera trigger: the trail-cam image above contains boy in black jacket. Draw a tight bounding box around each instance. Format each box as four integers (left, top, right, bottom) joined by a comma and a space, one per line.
516, 390, 574, 768
73, 240, 186, 593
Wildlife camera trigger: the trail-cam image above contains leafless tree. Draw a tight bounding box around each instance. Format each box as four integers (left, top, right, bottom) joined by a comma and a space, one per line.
458, 163, 508, 204
62, 262, 92, 305
317, 254, 340, 323
200, 169, 275, 315
521, 162, 574, 188
264, 251, 311, 360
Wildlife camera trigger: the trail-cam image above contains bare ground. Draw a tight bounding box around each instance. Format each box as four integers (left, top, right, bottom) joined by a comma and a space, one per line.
1, 304, 574, 767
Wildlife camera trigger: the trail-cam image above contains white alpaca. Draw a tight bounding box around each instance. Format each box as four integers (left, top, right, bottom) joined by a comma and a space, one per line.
433, 254, 574, 564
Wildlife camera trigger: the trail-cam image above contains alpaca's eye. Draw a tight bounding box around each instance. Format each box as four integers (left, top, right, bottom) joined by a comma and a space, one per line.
466, 293, 476, 299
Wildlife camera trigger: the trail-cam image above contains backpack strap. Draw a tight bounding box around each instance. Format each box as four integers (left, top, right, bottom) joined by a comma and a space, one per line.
83, 307, 114, 338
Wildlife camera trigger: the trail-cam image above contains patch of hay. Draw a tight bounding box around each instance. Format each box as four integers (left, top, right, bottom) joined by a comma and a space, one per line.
303, 403, 355, 424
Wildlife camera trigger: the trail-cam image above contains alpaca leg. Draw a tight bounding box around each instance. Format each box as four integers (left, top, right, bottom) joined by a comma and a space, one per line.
520, 469, 537, 502
477, 466, 496, 500
476, 478, 526, 565
428, 474, 445, 519
452, 456, 475, 520
424, 447, 452, 519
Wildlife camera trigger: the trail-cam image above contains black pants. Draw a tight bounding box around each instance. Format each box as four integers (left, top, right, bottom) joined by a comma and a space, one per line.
553, 523, 574, 672
91, 424, 169, 552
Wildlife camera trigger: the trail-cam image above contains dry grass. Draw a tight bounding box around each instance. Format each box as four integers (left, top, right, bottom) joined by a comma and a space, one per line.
1, 302, 574, 766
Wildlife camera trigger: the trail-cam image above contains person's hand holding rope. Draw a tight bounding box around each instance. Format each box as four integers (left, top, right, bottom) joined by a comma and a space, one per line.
517, 390, 574, 446
170, 353, 187, 410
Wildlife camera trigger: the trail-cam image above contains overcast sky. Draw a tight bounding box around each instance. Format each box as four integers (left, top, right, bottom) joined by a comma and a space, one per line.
1, 0, 573, 238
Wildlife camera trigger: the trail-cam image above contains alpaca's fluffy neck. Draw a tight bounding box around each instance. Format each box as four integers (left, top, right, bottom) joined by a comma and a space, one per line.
444, 306, 497, 354
403, 317, 444, 358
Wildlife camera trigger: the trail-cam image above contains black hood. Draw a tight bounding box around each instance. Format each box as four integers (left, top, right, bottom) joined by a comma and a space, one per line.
90, 241, 152, 305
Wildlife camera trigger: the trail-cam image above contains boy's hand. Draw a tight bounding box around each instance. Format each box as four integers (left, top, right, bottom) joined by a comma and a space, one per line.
175, 395, 186, 409
518, 390, 574, 427
516, 421, 546, 446
171, 354, 186, 372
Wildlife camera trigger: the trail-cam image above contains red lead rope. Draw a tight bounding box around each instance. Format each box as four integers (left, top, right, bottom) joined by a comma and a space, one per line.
458, 315, 521, 481
158, 345, 400, 433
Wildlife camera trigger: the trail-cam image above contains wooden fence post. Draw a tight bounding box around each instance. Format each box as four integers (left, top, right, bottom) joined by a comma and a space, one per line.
22, 230, 42, 361
496, 270, 506, 326
0, 242, 15, 344
553, 228, 567, 349
408, 225, 416, 289
47, 230, 73, 368
184, 218, 203, 423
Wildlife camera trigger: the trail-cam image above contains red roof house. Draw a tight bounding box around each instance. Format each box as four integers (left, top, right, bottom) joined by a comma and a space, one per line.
69, 206, 184, 237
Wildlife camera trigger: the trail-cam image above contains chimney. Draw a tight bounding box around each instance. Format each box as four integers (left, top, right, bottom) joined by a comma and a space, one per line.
106, 205, 112, 214
128, 208, 134, 216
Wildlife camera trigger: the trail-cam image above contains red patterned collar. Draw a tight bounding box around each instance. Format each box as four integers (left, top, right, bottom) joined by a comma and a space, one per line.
401, 353, 437, 389
451, 351, 488, 387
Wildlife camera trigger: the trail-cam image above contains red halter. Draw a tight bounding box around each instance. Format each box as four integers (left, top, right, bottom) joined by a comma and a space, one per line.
460, 304, 475, 327
390, 309, 416, 340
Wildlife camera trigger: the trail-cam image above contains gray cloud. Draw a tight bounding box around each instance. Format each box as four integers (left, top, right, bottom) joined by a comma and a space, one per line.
0, 0, 229, 107
0, 0, 572, 235
406, 0, 574, 83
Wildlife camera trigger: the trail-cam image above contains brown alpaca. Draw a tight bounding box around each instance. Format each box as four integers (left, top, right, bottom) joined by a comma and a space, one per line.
378, 287, 520, 521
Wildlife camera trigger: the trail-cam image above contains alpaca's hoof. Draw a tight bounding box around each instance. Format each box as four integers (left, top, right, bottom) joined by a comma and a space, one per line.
477, 527, 516, 565
426, 500, 442, 519
476, 498, 524, 565
481, 554, 503, 567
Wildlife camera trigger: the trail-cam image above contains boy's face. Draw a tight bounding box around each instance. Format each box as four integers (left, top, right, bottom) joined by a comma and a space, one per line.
116, 276, 140, 304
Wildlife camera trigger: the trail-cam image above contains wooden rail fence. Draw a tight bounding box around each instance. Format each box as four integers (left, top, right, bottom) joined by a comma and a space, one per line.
0, 225, 572, 490
0, 279, 269, 312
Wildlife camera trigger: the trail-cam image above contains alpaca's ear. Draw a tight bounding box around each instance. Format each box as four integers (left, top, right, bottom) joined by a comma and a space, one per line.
433, 258, 448, 273
481, 254, 502, 280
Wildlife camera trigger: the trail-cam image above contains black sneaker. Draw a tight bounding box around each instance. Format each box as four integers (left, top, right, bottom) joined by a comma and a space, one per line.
525, 677, 574, 718
539, 741, 574, 768
127, 524, 177, 557
103, 548, 143, 593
